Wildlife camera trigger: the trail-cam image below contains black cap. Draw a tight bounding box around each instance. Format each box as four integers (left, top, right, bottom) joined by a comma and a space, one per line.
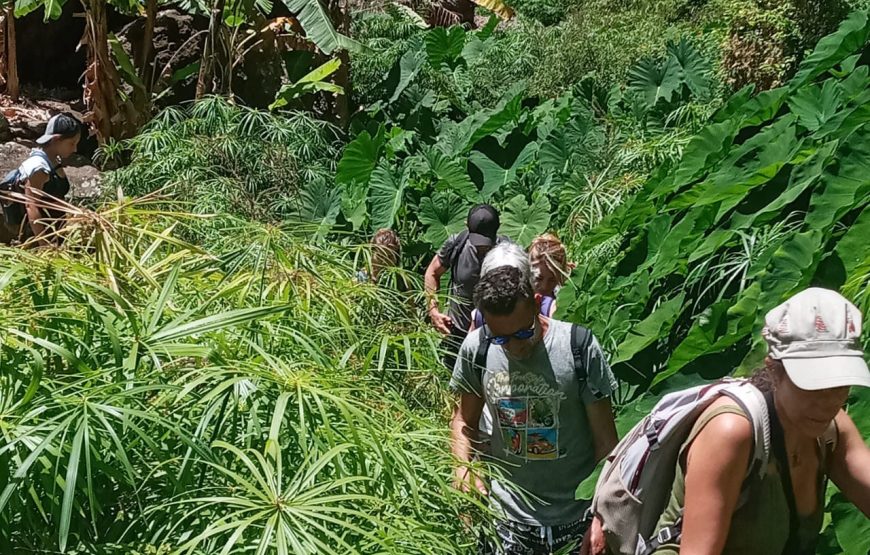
36, 113, 81, 145
467, 204, 499, 247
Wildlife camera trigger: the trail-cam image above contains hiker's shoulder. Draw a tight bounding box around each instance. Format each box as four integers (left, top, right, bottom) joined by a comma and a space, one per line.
19, 151, 52, 177
693, 397, 753, 445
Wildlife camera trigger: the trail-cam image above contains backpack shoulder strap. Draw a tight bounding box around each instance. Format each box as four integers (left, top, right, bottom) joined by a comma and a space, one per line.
474, 326, 490, 385
570, 324, 592, 383
449, 230, 469, 272
720, 382, 771, 480
540, 295, 555, 317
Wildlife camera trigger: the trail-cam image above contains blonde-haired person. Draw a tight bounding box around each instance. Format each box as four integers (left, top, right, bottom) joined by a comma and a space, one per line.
529, 233, 574, 318
583, 287, 870, 555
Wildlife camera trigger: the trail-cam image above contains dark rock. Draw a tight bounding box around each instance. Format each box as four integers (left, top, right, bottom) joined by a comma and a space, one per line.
0, 142, 30, 177
117, 10, 208, 108
65, 166, 104, 199
235, 23, 286, 109
0, 115, 11, 142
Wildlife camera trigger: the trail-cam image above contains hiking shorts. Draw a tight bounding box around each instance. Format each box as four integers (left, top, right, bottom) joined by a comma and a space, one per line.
478, 518, 588, 555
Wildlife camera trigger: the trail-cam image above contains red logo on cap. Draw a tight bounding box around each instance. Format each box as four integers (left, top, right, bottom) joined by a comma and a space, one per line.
815, 314, 828, 332
848, 314, 856, 334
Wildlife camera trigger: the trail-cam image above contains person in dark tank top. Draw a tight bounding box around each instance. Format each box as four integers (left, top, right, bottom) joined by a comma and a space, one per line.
7, 113, 81, 246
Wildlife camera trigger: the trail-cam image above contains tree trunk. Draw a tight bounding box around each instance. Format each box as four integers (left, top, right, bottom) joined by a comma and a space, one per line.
196, 0, 226, 98
139, 0, 157, 92
6, 6, 18, 101
329, 0, 350, 128
81, 0, 135, 142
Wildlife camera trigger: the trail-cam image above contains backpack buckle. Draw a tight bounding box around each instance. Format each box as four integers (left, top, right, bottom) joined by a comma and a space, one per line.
656, 526, 674, 544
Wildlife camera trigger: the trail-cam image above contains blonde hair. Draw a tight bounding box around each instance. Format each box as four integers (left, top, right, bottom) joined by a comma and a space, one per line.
529, 233, 569, 287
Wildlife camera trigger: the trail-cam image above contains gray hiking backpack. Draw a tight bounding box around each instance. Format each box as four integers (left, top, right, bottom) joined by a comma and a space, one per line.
590, 378, 772, 555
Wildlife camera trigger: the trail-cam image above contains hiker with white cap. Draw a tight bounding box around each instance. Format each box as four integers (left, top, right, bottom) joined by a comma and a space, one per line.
583, 287, 870, 555
0, 113, 81, 245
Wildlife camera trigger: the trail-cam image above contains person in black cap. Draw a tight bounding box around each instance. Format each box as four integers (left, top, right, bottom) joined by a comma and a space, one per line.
1, 113, 81, 245
425, 203, 503, 370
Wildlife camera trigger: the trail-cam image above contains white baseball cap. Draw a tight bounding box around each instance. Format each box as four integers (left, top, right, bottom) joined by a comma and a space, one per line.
762, 287, 870, 390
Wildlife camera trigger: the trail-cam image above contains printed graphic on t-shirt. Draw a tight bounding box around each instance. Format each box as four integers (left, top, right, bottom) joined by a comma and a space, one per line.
494, 395, 560, 460
526, 428, 558, 459
486, 371, 567, 461
497, 398, 528, 428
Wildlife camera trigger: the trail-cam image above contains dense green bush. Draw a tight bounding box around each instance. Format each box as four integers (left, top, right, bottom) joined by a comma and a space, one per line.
102, 97, 342, 223
0, 203, 472, 553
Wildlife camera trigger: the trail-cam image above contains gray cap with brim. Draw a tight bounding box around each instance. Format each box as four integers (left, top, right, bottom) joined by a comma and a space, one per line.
763, 287, 870, 391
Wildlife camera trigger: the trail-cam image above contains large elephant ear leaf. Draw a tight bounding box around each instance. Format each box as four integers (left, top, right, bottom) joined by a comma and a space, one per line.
792, 10, 870, 88
292, 179, 343, 239
369, 162, 409, 231
627, 55, 681, 108
425, 26, 467, 69
423, 148, 479, 201
419, 192, 468, 247
336, 128, 385, 186
667, 36, 712, 99
500, 194, 551, 247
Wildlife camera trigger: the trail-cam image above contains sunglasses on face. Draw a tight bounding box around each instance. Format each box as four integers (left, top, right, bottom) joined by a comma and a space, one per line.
486, 319, 536, 346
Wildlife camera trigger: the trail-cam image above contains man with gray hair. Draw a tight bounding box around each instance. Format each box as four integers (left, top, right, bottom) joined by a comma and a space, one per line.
450, 264, 618, 554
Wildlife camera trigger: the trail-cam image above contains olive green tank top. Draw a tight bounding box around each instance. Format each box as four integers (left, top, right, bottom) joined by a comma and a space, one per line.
651, 404, 827, 555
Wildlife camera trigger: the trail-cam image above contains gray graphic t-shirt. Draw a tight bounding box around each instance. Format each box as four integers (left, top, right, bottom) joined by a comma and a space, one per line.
450, 319, 617, 526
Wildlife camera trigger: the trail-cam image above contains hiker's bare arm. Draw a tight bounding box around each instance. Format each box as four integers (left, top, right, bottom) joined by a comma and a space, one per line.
585, 398, 618, 463
24, 172, 49, 241
425, 256, 452, 334
679, 412, 752, 555
830, 410, 870, 517
450, 392, 486, 494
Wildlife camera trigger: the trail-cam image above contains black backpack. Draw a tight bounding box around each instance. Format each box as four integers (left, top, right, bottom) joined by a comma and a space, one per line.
0, 168, 25, 226
0, 151, 58, 226
473, 323, 594, 386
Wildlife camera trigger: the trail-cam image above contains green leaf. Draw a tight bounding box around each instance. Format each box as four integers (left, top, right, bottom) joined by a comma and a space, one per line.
340, 182, 368, 231
270, 59, 344, 109
627, 54, 681, 108
383, 46, 425, 103
440, 86, 524, 156
280, 0, 366, 55
836, 204, 870, 276
294, 179, 343, 238
758, 230, 824, 307
421, 148, 478, 200
612, 294, 685, 365
336, 128, 385, 186
469, 141, 538, 200
418, 192, 468, 247
656, 285, 761, 386
149, 305, 290, 344
59, 422, 86, 552
108, 33, 145, 91
368, 162, 409, 230
424, 26, 466, 69
667, 36, 711, 98
806, 128, 870, 230
787, 79, 844, 132
792, 10, 870, 89
500, 194, 550, 247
